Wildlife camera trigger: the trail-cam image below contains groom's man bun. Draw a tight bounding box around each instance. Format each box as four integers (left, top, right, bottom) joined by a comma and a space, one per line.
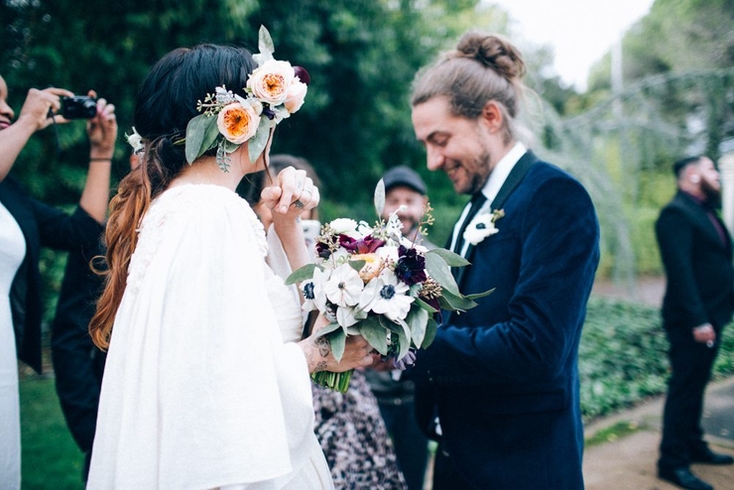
411, 30, 527, 145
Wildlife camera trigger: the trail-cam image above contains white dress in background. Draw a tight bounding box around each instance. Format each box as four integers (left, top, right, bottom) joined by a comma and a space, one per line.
0, 201, 26, 490
87, 184, 333, 490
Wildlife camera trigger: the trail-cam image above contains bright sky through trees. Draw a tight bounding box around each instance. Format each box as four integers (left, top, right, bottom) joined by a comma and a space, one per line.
490, 0, 655, 91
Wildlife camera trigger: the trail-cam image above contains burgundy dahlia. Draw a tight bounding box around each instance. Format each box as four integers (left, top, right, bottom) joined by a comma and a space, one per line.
395, 246, 426, 286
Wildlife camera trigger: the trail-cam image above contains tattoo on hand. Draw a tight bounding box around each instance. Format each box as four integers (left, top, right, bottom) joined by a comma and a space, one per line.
306, 336, 332, 373
314, 360, 328, 372
316, 336, 331, 358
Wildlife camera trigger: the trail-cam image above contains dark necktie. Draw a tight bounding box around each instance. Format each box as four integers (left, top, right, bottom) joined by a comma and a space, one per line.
704, 205, 728, 247
452, 192, 487, 255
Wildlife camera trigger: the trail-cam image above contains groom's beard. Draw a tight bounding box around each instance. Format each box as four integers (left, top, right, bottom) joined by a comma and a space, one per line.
463, 149, 493, 196
702, 179, 722, 208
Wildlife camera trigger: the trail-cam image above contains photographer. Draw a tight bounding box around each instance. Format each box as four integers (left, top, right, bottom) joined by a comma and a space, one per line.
0, 75, 116, 488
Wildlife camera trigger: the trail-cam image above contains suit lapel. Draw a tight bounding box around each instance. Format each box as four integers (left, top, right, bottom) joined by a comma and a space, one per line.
677, 192, 730, 252
454, 151, 538, 288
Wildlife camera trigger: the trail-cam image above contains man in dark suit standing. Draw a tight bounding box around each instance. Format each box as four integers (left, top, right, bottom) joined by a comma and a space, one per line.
409, 30, 600, 489
656, 155, 734, 490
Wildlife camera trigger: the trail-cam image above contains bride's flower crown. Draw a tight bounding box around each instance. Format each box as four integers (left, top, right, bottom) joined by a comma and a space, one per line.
126, 26, 309, 173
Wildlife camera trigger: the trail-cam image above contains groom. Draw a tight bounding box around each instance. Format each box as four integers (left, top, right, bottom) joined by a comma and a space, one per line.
408, 31, 600, 489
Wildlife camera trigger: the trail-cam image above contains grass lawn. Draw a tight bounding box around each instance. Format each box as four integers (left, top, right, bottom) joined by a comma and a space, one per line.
19, 375, 85, 490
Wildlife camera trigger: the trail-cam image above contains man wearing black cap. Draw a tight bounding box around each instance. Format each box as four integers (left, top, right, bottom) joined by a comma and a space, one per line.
365, 165, 432, 490
656, 155, 734, 490
380, 165, 434, 248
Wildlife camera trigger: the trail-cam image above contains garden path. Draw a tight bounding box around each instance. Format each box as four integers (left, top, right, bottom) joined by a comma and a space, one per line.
585, 275, 734, 489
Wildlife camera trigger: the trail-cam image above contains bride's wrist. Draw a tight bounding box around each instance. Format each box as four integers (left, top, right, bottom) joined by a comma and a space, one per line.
271, 214, 302, 231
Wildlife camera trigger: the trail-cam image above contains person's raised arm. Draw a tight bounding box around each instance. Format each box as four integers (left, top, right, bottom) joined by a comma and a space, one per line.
79, 91, 117, 224
260, 165, 320, 272
0, 85, 73, 181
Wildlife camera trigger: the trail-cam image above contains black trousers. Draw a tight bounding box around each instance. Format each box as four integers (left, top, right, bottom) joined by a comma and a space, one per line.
378, 398, 429, 490
432, 442, 474, 490
658, 325, 720, 470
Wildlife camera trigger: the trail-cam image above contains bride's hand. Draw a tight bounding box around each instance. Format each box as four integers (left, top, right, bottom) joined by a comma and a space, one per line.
260, 165, 320, 220
298, 329, 374, 374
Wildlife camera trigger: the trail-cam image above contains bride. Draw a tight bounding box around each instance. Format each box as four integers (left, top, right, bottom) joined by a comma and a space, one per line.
86, 34, 373, 489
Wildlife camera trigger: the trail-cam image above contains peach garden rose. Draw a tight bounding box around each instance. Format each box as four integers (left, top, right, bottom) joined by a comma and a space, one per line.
284, 79, 308, 113
216, 102, 259, 144
247, 59, 295, 106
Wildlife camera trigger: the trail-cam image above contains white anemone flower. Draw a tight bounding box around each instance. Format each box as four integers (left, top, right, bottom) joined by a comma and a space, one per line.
356, 221, 373, 237
303, 267, 329, 312
323, 263, 364, 307
376, 245, 400, 265
330, 218, 360, 236
336, 304, 365, 327
359, 270, 414, 322
301, 279, 317, 313
125, 127, 143, 154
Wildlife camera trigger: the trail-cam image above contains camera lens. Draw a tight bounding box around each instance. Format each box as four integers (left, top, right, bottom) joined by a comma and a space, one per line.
60, 96, 98, 119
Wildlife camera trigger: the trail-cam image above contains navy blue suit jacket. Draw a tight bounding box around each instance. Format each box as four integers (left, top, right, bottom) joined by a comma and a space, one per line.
413, 155, 600, 489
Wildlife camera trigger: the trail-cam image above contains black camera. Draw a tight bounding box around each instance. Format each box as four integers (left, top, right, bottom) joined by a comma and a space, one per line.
60, 96, 97, 119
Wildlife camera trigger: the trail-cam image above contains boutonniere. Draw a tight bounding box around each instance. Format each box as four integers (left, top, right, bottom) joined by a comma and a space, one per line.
463, 209, 505, 246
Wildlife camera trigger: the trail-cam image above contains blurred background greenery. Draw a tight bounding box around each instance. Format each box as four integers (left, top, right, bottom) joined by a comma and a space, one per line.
4, 0, 734, 487
0, 0, 734, 300
3, 0, 734, 291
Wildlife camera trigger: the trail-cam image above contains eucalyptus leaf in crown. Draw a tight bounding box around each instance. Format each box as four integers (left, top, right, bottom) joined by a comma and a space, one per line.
183, 26, 309, 172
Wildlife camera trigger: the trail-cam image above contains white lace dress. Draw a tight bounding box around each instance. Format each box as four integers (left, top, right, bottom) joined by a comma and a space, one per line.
0, 201, 25, 490
87, 184, 333, 490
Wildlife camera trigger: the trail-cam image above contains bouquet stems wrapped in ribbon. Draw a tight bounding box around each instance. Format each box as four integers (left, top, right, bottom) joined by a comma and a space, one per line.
286, 180, 491, 392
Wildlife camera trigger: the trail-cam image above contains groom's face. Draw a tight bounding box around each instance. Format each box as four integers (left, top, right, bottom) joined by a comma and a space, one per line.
412, 96, 494, 195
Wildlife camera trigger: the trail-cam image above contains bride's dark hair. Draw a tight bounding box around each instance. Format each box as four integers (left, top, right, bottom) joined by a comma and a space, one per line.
90, 44, 255, 349
411, 31, 526, 145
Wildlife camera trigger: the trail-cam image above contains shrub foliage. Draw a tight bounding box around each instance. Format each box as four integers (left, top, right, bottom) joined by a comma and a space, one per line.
580, 297, 734, 421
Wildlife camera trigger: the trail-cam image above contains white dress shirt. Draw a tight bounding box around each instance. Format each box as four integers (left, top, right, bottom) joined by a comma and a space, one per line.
449, 142, 528, 257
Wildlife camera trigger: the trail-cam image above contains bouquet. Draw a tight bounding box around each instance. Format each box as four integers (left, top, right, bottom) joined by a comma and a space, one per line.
286, 180, 491, 392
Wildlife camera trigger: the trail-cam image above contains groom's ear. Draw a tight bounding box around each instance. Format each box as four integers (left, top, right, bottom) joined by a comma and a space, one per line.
480, 100, 504, 134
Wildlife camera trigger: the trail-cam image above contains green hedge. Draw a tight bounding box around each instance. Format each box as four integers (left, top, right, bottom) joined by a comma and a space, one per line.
580, 297, 734, 421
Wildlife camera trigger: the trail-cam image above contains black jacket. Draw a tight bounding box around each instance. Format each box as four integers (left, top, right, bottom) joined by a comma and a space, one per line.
656, 190, 734, 331
0, 176, 103, 372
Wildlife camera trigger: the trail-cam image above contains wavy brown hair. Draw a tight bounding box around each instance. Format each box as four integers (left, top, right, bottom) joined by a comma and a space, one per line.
90, 44, 255, 349
411, 31, 527, 145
